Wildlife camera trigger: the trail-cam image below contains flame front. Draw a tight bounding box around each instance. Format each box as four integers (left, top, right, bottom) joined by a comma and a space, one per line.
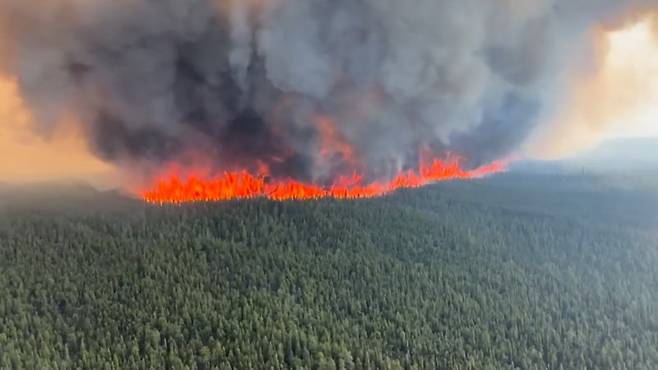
140, 158, 506, 204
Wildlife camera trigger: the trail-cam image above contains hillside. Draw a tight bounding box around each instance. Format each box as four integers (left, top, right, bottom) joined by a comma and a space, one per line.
1, 174, 657, 369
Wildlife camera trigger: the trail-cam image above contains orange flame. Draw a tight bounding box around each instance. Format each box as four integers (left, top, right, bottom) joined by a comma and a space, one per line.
140, 157, 507, 204
313, 115, 357, 165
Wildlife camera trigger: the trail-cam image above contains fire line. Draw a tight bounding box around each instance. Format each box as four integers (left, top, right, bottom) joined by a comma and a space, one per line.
141, 158, 507, 204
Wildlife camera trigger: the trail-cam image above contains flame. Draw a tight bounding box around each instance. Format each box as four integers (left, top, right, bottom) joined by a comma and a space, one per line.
140, 157, 507, 204
314, 115, 357, 165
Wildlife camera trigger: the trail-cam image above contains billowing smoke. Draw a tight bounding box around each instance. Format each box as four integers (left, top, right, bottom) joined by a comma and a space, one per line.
0, 0, 655, 183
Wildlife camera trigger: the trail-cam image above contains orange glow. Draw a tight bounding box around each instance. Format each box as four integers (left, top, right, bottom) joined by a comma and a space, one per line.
0, 75, 114, 185
530, 14, 658, 158
140, 157, 507, 204
313, 115, 357, 165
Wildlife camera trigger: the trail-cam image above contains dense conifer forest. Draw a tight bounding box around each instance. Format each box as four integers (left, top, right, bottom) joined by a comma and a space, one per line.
1, 174, 658, 369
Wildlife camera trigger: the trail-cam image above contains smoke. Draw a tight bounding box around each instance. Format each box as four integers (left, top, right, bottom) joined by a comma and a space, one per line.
0, 0, 656, 183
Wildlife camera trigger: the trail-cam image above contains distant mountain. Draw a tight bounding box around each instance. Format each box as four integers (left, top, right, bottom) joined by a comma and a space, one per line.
574, 137, 658, 168
510, 138, 658, 176
0, 182, 138, 212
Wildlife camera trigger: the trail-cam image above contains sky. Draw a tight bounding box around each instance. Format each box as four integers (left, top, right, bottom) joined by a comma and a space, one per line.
526, 14, 658, 159
603, 16, 658, 139
0, 76, 115, 185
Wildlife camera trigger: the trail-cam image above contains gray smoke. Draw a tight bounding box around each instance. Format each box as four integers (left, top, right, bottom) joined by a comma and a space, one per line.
0, 0, 654, 182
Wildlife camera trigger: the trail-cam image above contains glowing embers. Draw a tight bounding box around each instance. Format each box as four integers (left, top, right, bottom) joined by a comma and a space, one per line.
141, 157, 507, 204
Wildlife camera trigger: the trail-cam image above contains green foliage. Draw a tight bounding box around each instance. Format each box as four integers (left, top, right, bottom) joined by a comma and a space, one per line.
1, 176, 657, 369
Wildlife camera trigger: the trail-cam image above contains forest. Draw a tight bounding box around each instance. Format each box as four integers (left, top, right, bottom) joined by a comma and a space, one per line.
1, 172, 657, 369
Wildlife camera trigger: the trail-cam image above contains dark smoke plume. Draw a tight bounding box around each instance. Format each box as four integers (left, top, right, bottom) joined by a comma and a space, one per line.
0, 0, 654, 182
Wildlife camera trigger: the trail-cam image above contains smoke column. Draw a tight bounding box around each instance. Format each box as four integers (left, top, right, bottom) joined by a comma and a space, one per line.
0, 0, 656, 188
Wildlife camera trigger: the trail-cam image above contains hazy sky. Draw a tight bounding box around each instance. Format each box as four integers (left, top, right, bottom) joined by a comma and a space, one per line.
604, 17, 658, 139
526, 14, 658, 158
0, 76, 114, 185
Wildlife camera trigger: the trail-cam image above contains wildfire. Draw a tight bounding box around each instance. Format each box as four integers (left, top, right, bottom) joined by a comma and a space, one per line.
140, 157, 507, 204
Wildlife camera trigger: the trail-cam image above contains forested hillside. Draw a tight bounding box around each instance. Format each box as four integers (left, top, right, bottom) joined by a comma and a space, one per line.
1, 174, 658, 369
